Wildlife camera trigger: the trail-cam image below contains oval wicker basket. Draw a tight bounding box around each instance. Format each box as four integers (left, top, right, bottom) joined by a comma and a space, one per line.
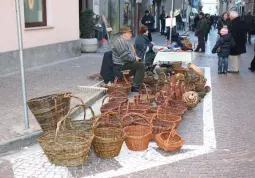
123, 113, 152, 151
155, 126, 184, 151
37, 104, 94, 166
92, 112, 126, 158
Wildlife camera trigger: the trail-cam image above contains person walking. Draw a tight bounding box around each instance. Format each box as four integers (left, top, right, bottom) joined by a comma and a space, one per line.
244, 12, 254, 44
204, 14, 211, 42
112, 26, 145, 92
217, 12, 231, 35
212, 27, 235, 74
195, 12, 207, 53
248, 45, 255, 72
141, 10, 155, 42
228, 11, 246, 73
159, 10, 166, 35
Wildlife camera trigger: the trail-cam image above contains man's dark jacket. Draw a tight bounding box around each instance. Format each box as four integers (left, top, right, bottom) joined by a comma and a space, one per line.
195, 18, 207, 37
141, 14, 155, 30
229, 17, 246, 55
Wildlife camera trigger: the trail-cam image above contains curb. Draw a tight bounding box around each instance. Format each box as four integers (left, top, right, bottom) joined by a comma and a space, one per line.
0, 90, 106, 154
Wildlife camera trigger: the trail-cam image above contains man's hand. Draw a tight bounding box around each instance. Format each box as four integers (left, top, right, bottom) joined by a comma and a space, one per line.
135, 57, 142, 62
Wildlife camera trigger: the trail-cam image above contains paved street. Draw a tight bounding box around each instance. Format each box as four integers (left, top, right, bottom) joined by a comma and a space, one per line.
1, 30, 255, 177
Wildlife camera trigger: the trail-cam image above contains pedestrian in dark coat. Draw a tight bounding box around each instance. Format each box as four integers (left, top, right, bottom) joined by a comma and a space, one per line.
134, 25, 155, 66
248, 45, 255, 72
217, 12, 231, 35
195, 12, 207, 52
212, 28, 235, 74
159, 10, 166, 35
141, 10, 155, 42
194, 14, 199, 30
228, 11, 246, 73
204, 14, 211, 41
244, 12, 254, 44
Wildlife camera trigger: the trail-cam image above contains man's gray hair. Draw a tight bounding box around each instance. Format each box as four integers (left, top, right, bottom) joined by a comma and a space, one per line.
229, 11, 239, 19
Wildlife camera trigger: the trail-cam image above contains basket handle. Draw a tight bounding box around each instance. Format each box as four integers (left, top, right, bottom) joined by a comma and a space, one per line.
92, 112, 122, 133
102, 95, 109, 105
55, 104, 86, 141
142, 83, 150, 102
166, 123, 177, 143
122, 113, 152, 129
123, 74, 130, 85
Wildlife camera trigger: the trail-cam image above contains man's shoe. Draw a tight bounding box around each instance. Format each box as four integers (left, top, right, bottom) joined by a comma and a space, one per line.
131, 86, 140, 92
248, 67, 255, 72
194, 50, 199, 52
227, 70, 239, 73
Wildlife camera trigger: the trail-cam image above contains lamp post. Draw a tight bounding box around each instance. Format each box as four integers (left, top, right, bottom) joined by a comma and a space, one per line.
14, 0, 29, 129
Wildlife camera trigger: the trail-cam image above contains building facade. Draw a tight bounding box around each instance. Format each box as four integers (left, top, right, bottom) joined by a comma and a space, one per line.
0, 0, 80, 75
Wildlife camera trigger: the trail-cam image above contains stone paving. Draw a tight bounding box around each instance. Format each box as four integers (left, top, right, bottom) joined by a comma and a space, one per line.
1, 30, 255, 177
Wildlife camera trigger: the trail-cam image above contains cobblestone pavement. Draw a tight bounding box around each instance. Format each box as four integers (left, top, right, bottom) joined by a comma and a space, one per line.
0, 53, 104, 142
1, 30, 255, 177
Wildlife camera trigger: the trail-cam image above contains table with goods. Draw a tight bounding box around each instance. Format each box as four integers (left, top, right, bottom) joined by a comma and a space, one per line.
27, 57, 211, 167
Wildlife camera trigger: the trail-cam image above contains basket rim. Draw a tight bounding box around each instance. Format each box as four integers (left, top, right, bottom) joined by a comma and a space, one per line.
27, 92, 71, 103
123, 125, 152, 139
93, 127, 126, 140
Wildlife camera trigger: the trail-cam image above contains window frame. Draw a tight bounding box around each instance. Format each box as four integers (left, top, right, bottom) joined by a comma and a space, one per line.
24, 0, 47, 28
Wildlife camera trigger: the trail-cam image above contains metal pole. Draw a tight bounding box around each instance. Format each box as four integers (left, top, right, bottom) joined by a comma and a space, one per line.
169, 0, 175, 44
14, 0, 29, 129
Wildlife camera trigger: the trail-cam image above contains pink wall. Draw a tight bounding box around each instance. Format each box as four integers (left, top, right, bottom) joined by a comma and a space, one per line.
0, 0, 79, 53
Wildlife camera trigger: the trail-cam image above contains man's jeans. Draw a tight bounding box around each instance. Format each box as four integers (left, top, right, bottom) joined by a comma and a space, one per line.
218, 57, 228, 73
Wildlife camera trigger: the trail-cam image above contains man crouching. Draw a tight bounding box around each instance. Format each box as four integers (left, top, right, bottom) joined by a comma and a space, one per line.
112, 26, 145, 92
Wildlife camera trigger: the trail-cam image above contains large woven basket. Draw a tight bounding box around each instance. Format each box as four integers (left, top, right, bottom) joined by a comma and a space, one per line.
123, 113, 152, 151
65, 105, 95, 133
155, 125, 184, 151
152, 118, 174, 139
92, 112, 126, 158
37, 104, 94, 166
100, 96, 122, 113
27, 92, 71, 132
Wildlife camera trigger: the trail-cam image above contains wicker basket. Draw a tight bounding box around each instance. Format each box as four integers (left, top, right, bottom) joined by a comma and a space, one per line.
155, 67, 167, 76
157, 105, 186, 117
92, 112, 126, 158
37, 104, 94, 166
27, 92, 71, 132
155, 107, 182, 129
100, 96, 122, 113
65, 105, 95, 133
152, 118, 174, 139
123, 113, 152, 151
182, 91, 200, 108
155, 125, 184, 151
105, 77, 131, 94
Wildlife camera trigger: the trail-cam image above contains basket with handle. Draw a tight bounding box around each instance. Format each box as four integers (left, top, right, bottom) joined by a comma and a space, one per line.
152, 118, 175, 140
27, 92, 71, 132
123, 113, 152, 151
139, 84, 156, 103
108, 91, 128, 103
37, 104, 94, 166
92, 112, 126, 158
100, 95, 123, 113
155, 107, 182, 129
155, 124, 184, 151
118, 102, 146, 119
63, 94, 95, 133
105, 77, 131, 94
65, 105, 95, 133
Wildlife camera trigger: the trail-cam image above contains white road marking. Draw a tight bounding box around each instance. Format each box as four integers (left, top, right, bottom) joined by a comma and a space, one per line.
83, 67, 216, 178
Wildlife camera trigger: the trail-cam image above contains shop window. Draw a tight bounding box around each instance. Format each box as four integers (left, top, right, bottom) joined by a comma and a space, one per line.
24, 0, 47, 28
